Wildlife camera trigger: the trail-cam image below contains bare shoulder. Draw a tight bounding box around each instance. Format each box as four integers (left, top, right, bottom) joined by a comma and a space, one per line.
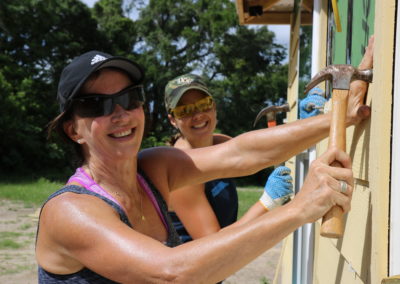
213, 133, 232, 145
138, 146, 188, 170
39, 192, 119, 238
36, 192, 121, 273
138, 146, 192, 194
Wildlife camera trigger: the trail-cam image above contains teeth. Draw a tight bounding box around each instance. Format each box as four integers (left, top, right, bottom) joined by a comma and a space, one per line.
193, 122, 207, 129
112, 129, 132, 138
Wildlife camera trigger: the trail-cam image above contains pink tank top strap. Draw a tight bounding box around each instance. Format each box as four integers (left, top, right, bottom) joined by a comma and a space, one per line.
67, 168, 168, 231
67, 167, 122, 207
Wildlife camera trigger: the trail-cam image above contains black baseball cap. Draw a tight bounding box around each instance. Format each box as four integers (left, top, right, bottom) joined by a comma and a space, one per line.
57, 50, 145, 112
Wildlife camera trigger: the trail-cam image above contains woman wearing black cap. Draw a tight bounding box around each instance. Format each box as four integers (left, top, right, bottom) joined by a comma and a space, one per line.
36, 36, 373, 284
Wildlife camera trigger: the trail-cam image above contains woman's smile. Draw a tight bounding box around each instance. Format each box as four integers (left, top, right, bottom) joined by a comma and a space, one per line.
109, 127, 135, 139
191, 120, 208, 130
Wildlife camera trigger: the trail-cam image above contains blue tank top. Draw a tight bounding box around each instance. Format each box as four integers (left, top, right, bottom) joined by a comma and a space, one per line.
37, 170, 181, 283
169, 178, 238, 243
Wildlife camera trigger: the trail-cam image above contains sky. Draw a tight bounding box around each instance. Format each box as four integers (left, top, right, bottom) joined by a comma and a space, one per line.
79, 0, 290, 47
80, 0, 97, 7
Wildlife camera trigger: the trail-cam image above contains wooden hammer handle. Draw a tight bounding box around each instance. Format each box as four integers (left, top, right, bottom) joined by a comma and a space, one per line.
320, 89, 348, 238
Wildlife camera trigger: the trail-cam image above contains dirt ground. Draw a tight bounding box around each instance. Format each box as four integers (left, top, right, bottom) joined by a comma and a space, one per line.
0, 199, 281, 284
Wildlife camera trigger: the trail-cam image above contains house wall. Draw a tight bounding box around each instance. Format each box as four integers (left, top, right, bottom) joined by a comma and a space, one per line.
368, 1, 394, 281
315, 1, 393, 283
277, 2, 300, 281
278, 0, 395, 283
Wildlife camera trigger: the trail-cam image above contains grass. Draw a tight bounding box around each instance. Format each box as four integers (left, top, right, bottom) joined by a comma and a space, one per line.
0, 232, 23, 238
0, 178, 63, 206
237, 186, 263, 218
0, 239, 23, 249
0, 177, 262, 214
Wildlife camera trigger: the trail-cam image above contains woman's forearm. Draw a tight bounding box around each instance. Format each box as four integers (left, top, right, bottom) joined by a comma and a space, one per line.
165, 202, 303, 283
226, 113, 331, 176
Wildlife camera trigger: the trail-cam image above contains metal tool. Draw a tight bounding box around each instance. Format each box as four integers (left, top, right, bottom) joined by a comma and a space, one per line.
253, 103, 290, 128
304, 64, 373, 238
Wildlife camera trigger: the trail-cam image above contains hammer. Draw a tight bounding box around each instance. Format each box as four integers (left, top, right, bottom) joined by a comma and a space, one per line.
304, 64, 372, 238
253, 103, 290, 128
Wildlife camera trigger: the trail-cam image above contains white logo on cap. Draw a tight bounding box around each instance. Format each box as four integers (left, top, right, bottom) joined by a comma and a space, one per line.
91, 54, 107, 65
177, 77, 194, 85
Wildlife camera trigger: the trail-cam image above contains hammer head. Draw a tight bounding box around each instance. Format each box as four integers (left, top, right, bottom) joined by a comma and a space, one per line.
253, 103, 290, 127
304, 64, 373, 94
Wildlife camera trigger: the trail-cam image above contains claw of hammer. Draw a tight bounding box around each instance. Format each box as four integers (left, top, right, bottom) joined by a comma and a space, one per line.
304, 64, 373, 94
253, 103, 290, 128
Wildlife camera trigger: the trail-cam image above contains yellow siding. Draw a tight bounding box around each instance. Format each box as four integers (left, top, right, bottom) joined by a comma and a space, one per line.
313, 1, 394, 283
278, 3, 299, 282
314, 235, 367, 284
368, 1, 394, 280
313, 183, 372, 282
273, 236, 294, 284
285, 0, 300, 176
279, 0, 394, 283
237, 1, 395, 283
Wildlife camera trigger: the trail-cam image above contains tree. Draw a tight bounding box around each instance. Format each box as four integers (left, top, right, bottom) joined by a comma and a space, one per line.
0, 0, 288, 183
92, 0, 137, 54
127, 0, 287, 140
211, 26, 287, 135
298, 25, 312, 99
0, 0, 112, 175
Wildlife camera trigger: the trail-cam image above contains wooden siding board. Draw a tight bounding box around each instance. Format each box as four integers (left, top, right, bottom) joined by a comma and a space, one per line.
316, 1, 392, 284
341, 184, 372, 279
313, 184, 372, 282
368, 1, 395, 282
314, 234, 366, 284
274, 235, 294, 284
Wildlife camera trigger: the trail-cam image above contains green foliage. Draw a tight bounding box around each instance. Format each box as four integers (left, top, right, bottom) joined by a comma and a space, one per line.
92, 0, 137, 54
298, 25, 312, 99
0, 0, 113, 174
0, 0, 288, 183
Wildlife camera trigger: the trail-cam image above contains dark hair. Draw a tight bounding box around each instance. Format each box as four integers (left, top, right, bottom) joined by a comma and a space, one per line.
166, 132, 182, 146
47, 110, 84, 167
47, 69, 106, 167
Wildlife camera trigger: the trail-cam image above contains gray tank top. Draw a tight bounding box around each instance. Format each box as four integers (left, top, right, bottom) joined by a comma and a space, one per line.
36, 170, 181, 283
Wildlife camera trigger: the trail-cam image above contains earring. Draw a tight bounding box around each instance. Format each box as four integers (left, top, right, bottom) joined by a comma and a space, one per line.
77, 139, 84, 144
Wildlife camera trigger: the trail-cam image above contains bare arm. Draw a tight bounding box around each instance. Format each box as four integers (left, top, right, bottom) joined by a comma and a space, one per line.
170, 183, 222, 239
140, 36, 373, 192
37, 148, 354, 283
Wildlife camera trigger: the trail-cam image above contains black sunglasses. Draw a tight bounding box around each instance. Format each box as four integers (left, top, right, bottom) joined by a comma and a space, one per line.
71, 85, 145, 118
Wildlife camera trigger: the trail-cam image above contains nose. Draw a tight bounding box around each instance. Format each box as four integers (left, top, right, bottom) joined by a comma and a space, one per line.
191, 109, 206, 120
111, 104, 129, 122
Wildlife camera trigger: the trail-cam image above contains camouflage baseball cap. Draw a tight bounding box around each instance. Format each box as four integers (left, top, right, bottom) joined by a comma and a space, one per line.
164, 74, 212, 112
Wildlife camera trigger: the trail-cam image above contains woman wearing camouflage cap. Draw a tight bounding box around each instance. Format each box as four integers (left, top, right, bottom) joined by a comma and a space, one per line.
164, 74, 294, 245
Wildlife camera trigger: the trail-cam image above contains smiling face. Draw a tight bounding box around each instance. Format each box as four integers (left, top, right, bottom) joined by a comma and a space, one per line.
168, 89, 217, 148
63, 68, 145, 164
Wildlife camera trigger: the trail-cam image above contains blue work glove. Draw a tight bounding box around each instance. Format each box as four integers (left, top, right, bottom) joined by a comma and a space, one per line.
299, 87, 327, 119
259, 166, 294, 211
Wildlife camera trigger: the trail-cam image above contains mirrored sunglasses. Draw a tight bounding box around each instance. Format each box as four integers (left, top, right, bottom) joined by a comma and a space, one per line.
171, 96, 214, 119
72, 85, 145, 118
